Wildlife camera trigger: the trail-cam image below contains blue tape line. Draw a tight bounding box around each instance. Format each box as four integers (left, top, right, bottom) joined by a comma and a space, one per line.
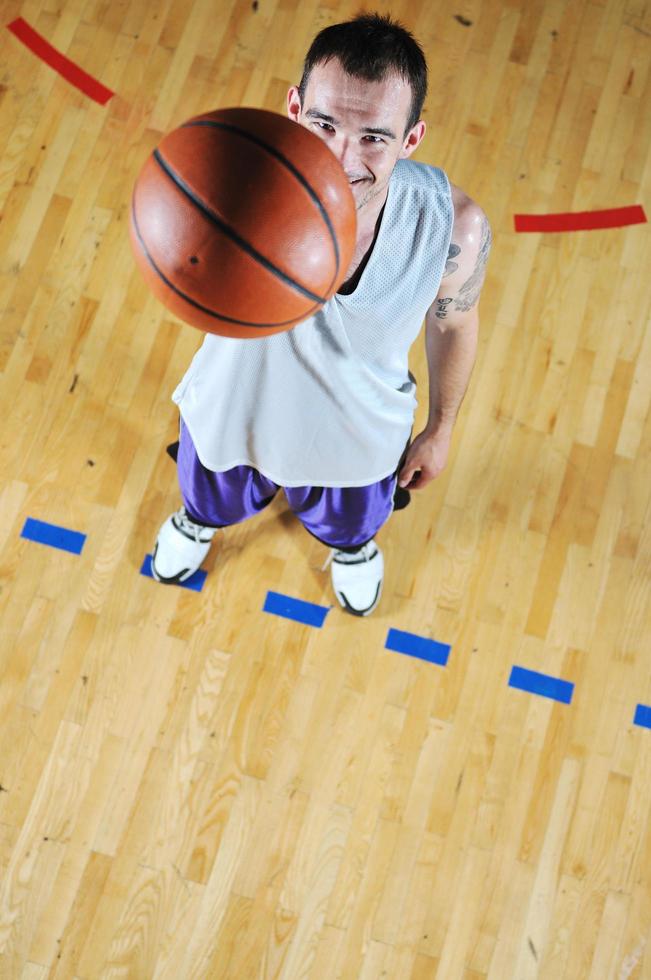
140, 554, 207, 592
263, 591, 329, 627
509, 665, 574, 704
633, 704, 651, 730
21, 517, 86, 555
385, 628, 450, 666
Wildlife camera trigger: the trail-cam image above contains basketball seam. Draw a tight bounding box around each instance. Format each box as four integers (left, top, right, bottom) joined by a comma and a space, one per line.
130, 198, 322, 329
153, 149, 329, 306
182, 118, 342, 294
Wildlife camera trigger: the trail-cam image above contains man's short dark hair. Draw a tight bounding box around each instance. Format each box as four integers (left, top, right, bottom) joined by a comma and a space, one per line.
297, 13, 428, 135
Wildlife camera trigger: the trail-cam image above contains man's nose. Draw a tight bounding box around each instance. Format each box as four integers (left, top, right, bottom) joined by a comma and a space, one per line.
330, 136, 360, 173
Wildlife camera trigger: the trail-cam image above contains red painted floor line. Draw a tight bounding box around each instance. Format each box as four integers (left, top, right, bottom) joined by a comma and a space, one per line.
514, 205, 647, 233
7, 17, 114, 105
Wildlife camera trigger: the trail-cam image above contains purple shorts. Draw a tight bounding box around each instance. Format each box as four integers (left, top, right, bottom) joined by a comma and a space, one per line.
175, 418, 404, 550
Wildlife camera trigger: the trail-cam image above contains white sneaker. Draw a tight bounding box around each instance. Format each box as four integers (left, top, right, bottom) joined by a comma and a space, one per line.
151, 507, 217, 584
328, 540, 384, 616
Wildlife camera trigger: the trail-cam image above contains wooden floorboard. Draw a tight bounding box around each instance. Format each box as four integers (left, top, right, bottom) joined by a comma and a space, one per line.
1, 0, 650, 976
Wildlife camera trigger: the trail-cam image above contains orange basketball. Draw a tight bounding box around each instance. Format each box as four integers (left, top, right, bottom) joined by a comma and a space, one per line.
129, 107, 357, 338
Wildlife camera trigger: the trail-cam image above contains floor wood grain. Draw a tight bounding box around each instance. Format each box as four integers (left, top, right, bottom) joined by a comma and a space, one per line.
1, 0, 650, 976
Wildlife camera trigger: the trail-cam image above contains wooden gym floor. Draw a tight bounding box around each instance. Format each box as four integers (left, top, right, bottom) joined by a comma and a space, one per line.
1, 0, 650, 976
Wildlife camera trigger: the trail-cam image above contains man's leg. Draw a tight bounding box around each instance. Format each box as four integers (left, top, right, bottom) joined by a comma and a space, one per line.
285, 476, 396, 549
285, 474, 397, 615
176, 419, 278, 527
152, 418, 279, 583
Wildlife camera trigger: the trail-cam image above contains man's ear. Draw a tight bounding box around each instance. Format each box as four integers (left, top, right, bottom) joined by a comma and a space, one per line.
400, 120, 426, 159
287, 86, 302, 122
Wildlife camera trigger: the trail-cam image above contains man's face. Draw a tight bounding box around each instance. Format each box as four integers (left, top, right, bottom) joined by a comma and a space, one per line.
288, 58, 425, 217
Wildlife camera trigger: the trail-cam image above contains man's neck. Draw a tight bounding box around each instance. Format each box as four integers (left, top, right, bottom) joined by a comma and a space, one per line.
354, 185, 390, 245
338, 199, 387, 295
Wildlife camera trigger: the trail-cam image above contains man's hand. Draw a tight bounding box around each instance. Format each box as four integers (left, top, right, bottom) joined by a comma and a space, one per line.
398, 427, 452, 490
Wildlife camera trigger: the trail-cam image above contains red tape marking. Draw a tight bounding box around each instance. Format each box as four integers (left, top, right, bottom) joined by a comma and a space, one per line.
514, 205, 647, 233
7, 17, 114, 105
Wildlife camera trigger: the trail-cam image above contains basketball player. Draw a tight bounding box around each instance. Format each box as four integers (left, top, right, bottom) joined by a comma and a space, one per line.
151, 13, 492, 616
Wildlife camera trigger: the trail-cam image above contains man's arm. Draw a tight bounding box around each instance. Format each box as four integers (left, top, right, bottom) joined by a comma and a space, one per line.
398, 194, 492, 489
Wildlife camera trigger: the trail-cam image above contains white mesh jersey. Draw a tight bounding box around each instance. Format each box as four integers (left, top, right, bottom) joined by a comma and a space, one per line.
172, 159, 454, 487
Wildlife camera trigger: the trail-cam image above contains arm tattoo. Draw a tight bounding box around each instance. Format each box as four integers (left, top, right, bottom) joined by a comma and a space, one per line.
443, 242, 460, 278
435, 297, 453, 319
455, 215, 492, 312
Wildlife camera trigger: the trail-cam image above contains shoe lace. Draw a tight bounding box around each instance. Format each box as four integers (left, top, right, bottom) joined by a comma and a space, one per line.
176, 508, 210, 543
321, 550, 335, 571
321, 542, 376, 571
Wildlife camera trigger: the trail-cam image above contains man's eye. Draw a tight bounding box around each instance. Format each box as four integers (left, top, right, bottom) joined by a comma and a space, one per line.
317, 121, 334, 132
363, 135, 383, 144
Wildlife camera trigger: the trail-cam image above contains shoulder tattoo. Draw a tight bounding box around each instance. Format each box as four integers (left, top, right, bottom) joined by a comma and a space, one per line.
454, 214, 492, 312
